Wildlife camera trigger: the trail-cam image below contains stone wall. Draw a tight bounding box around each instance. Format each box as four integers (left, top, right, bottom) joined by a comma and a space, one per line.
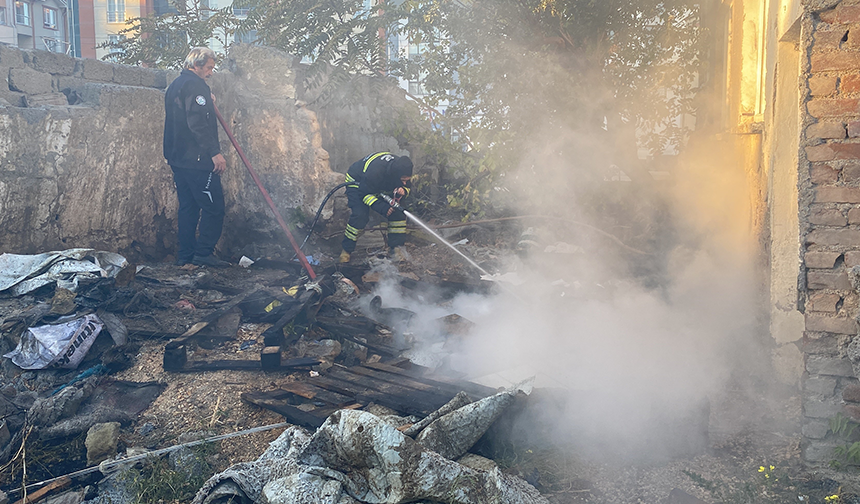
0, 44, 383, 261
800, 0, 860, 463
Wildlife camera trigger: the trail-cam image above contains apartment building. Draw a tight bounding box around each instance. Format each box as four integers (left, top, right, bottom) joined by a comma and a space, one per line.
72, 0, 151, 59
0, 0, 71, 53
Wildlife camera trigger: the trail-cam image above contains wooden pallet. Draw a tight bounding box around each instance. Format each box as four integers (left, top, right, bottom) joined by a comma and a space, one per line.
241, 361, 498, 428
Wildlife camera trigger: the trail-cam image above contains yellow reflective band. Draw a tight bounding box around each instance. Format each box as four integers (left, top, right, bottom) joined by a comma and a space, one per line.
363, 195, 378, 206
345, 174, 355, 183
388, 220, 407, 234
363, 152, 391, 173
345, 224, 362, 240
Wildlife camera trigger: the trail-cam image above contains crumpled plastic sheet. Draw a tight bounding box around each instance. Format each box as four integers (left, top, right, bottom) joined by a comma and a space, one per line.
0, 248, 128, 296
193, 426, 312, 504
3, 314, 105, 370
192, 389, 547, 504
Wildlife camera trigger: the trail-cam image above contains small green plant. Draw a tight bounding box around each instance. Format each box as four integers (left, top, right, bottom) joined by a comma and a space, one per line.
683, 464, 800, 504
121, 453, 211, 504
830, 413, 860, 467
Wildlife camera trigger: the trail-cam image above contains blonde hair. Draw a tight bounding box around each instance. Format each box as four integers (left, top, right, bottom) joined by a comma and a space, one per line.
183, 47, 216, 70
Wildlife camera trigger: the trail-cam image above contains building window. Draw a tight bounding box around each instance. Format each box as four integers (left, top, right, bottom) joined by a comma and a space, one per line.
43, 7, 57, 29
14, 2, 30, 26
200, 0, 216, 19
233, 29, 257, 45
107, 0, 125, 23
408, 81, 426, 96
43, 37, 63, 52
232, 6, 249, 17
0, 7, 7, 26
107, 33, 125, 60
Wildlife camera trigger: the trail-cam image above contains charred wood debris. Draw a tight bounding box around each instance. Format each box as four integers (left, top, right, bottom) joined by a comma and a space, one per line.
0, 258, 525, 503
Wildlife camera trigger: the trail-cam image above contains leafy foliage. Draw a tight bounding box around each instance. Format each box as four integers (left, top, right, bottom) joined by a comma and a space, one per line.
247, 0, 703, 215
110, 0, 705, 218
99, 0, 239, 68
683, 466, 802, 504
121, 453, 211, 504
830, 413, 860, 468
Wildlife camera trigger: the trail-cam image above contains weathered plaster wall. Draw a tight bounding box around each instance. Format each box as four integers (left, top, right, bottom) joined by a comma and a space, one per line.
798, 0, 860, 463
763, 0, 804, 385
295, 65, 433, 176
0, 44, 366, 261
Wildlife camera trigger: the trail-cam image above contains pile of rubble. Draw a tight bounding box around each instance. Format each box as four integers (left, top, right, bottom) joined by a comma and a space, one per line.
0, 247, 547, 504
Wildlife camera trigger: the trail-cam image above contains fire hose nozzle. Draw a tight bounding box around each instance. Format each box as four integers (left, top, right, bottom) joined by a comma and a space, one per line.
380, 193, 403, 210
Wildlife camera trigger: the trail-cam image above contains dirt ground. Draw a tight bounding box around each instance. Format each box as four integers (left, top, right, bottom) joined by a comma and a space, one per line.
2, 225, 859, 504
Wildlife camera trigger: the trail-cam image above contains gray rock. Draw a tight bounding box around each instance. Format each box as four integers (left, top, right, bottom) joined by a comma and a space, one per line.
111, 64, 141, 86
29, 50, 76, 75
168, 446, 207, 479
23, 93, 69, 107
85, 422, 121, 466
79, 59, 113, 82
0, 44, 26, 68
81, 470, 135, 504
9, 67, 53, 95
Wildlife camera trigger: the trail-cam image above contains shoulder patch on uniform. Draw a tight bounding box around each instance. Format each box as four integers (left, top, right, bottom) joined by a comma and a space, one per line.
195, 95, 207, 106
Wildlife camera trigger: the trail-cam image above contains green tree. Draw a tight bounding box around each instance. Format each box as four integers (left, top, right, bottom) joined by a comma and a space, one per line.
100, 0, 239, 68
111, 0, 704, 221
245, 0, 703, 216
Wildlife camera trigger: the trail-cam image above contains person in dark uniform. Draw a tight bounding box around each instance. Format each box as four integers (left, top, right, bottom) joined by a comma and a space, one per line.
163, 46, 230, 267
340, 152, 413, 263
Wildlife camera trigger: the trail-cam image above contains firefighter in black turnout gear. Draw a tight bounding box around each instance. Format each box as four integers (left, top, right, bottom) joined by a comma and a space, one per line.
340, 152, 413, 263
163, 47, 230, 268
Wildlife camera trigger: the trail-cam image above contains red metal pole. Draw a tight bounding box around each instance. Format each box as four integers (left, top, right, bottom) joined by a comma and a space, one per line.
213, 104, 317, 280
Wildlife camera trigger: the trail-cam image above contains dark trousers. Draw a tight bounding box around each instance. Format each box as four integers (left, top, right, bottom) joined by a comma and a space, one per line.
341, 187, 406, 253
171, 166, 225, 260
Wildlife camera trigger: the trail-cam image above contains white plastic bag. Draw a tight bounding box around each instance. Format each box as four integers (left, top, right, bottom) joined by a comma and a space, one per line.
4, 314, 104, 370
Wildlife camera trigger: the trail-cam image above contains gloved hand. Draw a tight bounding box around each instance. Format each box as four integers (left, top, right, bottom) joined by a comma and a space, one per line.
370, 199, 392, 217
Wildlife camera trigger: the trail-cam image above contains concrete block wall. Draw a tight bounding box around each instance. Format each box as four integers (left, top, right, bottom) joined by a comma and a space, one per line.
0, 44, 170, 107
0, 44, 347, 262
801, 0, 860, 463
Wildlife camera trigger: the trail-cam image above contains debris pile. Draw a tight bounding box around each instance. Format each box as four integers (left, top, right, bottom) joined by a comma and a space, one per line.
0, 247, 544, 504
194, 386, 544, 504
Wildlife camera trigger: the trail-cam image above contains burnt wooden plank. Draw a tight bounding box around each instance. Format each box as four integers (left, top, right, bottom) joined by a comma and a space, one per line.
325, 366, 450, 412
315, 315, 380, 335
335, 334, 400, 357
349, 365, 455, 400
241, 392, 332, 429
261, 289, 318, 346
364, 361, 497, 399
308, 375, 436, 416
171, 357, 320, 372
280, 381, 355, 406
241, 384, 354, 409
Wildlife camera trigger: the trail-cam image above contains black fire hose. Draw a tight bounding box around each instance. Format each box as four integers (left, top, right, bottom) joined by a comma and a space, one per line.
292, 181, 351, 258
